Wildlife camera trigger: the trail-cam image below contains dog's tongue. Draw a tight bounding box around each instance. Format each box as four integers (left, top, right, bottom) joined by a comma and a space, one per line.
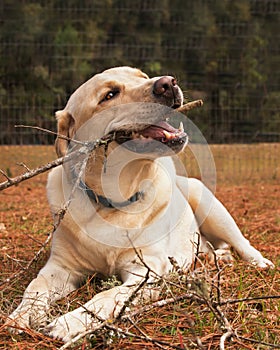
152, 121, 178, 132
140, 121, 179, 140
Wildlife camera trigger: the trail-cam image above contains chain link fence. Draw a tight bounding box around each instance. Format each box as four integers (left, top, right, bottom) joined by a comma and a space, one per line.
0, 0, 279, 144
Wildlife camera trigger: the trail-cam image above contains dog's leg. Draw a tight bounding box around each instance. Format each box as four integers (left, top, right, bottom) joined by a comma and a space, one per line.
6, 260, 81, 332
44, 265, 157, 343
44, 284, 136, 342
176, 176, 274, 268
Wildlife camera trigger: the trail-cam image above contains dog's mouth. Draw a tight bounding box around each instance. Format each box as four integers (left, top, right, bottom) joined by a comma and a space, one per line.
112, 120, 188, 154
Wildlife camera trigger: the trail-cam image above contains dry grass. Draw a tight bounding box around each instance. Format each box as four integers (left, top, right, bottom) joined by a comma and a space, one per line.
180, 143, 280, 186
0, 145, 279, 349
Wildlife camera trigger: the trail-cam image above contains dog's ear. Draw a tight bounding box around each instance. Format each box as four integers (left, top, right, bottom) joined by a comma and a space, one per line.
55, 109, 75, 157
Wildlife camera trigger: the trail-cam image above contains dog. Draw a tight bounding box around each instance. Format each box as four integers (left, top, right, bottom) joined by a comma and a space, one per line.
6, 66, 274, 342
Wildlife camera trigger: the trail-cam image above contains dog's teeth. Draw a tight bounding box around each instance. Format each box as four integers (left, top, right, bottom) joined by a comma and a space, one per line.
178, 121, 184, 132
132, 131, 139, 139
163, 130, 173, 140
139, 134, 145, 139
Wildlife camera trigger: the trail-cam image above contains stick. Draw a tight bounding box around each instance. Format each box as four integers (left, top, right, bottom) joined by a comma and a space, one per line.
122, 292, 204, 319
0, 136, 114, 191
60, 322, 185, 350
177, 99, 203, 113
0, 155, 65, 190
2, 102, 203, 191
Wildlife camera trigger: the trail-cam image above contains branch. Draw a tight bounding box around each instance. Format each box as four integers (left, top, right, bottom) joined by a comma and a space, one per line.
122, 291, 204, 319
3, 102, 202, 191
60, 321, 185, 350
0, 135, 114, 191
0, 155, 64, 190
0, 133, 115, 285
1, 154, 89, 285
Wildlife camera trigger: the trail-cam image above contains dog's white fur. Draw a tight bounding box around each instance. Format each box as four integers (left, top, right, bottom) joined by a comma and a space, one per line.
7, 67, 273, 342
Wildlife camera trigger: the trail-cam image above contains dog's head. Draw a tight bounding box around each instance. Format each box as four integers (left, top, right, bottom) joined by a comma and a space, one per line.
55, 66, 187, 157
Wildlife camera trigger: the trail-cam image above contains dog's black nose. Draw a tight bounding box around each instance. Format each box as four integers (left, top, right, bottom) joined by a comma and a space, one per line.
153, 76, 178, 98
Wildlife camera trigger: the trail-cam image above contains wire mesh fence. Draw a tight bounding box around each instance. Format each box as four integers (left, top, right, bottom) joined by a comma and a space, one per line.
0, 0, 279, 145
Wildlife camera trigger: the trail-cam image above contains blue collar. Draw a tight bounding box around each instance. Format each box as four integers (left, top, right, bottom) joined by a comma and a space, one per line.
79, 180, 144, 208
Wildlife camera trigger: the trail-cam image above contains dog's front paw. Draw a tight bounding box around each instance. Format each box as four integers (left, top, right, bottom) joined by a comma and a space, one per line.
44, 309, 98, 343
253, 257, 274, 269
5, 313, 28, 334
6, 307, 48, 333
214, 248, 234, 264
242, 248, 275, 269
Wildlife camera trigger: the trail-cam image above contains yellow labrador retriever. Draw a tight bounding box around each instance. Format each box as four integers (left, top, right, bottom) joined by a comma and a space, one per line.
7, 67, 273, 342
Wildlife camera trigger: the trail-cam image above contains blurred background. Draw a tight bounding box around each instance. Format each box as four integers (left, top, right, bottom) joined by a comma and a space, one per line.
0, 0, 279, 146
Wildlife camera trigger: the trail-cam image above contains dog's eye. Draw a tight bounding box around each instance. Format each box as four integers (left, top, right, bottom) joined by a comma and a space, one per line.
101, 90, 120, 103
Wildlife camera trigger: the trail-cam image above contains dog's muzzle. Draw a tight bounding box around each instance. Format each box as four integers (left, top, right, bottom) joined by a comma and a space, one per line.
109, 81, 187, 154
153, 76, 183, 109
113, 119, 187, 154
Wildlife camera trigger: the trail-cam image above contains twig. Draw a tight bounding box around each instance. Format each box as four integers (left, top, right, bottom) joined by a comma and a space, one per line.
14, 125, 85, 145
168, 256, 183, 273
58, 294, 280, 350
0, 136, 114, 191
193, 231, 201, 271
0, 230, 53, 286
237, 335, 280, 349
220, 330, 234, 350
219, 294, 280, 306
189, 243, 235, 350
203, 289, 235, 350
178, 100, 203, 113
0, 169, 12, 181
59, 321, 107, 350
207, 241, 222, 305
0, 153, 66, 190
114, 235, 159, 321
60, 321, 186, 350
1, 135, 115, 285
16, 162, 31, 172
4, 104, 205, 191
115, 269, 150, 321
104, 323, 186, 350
126, 317, 167, 350
53, 154, 88, 226
126, 233, 160, 278
122, 292, 204, 319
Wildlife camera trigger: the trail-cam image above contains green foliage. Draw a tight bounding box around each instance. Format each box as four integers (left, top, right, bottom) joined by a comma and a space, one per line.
0, 0, 279, 143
